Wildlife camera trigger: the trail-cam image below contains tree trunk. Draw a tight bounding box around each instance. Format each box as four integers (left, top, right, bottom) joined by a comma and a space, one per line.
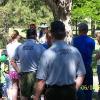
44, 0, 72, 33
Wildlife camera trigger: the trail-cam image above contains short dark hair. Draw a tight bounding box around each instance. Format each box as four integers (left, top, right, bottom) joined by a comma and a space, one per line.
26, 29, 37, 39
50, 21, 66, 40
29, 24, 36, 29
13, 30, 19, 34
78, 23, 88, 33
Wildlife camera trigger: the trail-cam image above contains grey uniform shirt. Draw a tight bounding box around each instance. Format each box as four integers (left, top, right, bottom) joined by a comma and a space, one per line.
37, 40, 86, 86
13, 39, 45, 72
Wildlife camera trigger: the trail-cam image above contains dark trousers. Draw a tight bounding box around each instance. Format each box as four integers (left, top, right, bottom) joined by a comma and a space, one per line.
77, 72, 93, 100
0, 83, 3, 98
44, 85, 77, 100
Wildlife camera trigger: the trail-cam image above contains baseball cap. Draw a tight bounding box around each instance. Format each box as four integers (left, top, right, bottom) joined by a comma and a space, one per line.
78, 23, 88, 31
39, 23, 48, 28
50, 21, 66, 34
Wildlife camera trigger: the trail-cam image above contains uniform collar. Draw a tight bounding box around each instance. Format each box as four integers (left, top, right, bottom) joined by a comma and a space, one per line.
53, 40, 66, 46
80, 34, 87, 36
26, 39, 36, 43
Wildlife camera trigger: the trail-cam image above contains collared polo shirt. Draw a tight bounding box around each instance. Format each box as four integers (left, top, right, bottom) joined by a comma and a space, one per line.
13, 39, 45, 72
37, 40, 86, 86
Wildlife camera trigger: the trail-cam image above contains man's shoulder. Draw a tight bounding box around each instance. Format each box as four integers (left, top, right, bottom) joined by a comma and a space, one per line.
85, 36, 95, 46
42, 47, 54, 57
67, 45, 79, 53
87, 36, 95, 41
73, 36, 81, 42
16, 43, 23, 50
20, 41, 46, 52
37, 43, 46, 51
50, 44, 78, 53
73, 35, 95, 42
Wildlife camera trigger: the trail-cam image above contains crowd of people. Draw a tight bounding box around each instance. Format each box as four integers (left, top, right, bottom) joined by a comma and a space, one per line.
0, 20, 100, 100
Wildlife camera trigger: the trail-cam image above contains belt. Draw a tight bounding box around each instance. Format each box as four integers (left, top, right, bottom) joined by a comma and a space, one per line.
46, 83, 76, 88
18, 71, 36, 76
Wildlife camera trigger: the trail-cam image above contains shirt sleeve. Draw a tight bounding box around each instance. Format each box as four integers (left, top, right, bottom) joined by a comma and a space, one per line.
76, 51, 86, 76
91, 39, 95, 51
36, 51, 48, 80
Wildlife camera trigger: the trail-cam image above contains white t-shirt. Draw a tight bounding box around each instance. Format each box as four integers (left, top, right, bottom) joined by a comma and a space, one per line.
39, 34, 46, 44
6, 41, 21, 71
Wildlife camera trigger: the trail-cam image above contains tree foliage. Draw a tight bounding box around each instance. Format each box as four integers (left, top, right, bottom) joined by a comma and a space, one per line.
0, 0, 100, 22
0, 0, 100, 29
0, 0, 53, 48
72, 0, 100, 21
0, 0, 53, 28
0, 0, 100, 47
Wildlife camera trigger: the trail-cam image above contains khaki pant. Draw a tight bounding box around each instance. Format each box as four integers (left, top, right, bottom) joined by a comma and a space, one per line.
19, 72, 36, 97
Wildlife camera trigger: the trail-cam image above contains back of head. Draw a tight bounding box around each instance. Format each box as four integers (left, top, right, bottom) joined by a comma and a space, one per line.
78, 23, 88, 34
50, 21, 66, 40
26, 28, 37, 39
11, 30, 19, 41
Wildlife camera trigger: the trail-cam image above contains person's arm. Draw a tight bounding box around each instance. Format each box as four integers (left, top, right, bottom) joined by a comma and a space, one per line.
75, 49, 86, 90
10, 46, 20, 73
75, 75, 85, 90
10, 58, 20, 73
34, 51, 48, 100
33, 80, 45, 100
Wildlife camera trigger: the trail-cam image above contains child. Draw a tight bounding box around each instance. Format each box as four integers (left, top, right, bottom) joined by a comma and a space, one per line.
0, 49, 11, 99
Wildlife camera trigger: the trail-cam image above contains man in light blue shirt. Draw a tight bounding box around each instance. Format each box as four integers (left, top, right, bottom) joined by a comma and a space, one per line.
11, 28, 45, 100
34, 21, 86, 100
